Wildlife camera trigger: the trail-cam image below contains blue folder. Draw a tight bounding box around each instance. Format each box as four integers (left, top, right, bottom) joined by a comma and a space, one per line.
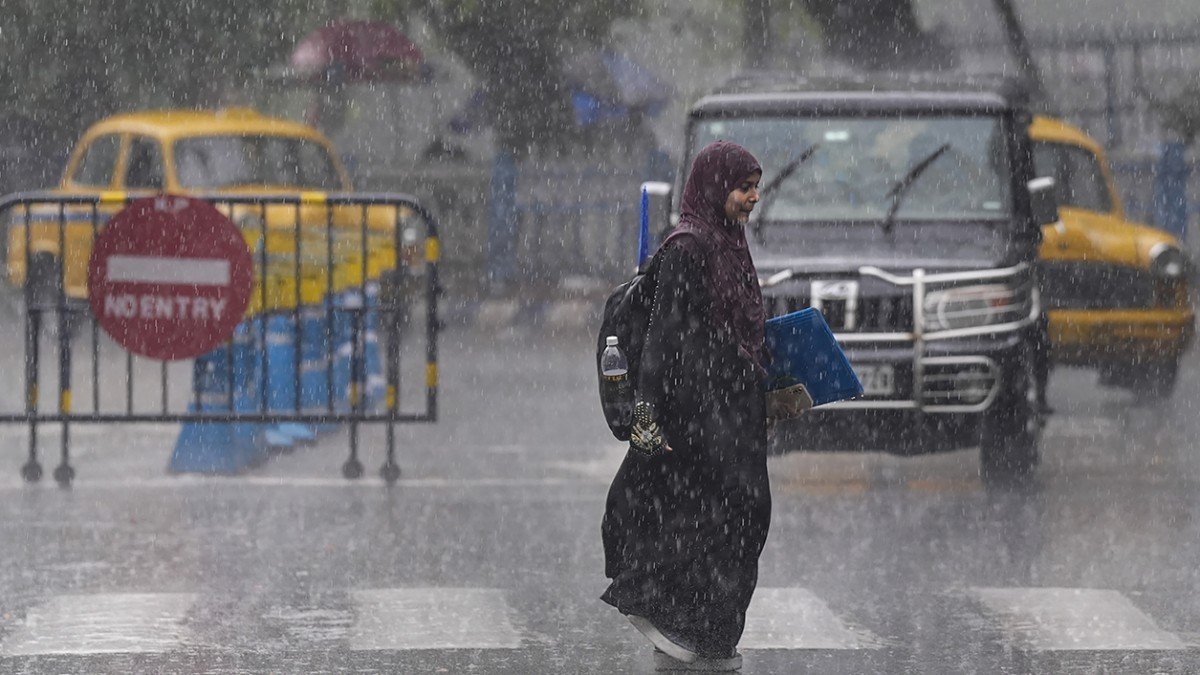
765, 308, 864, 406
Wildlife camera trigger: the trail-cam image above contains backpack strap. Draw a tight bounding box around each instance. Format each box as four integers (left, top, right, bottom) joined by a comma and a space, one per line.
629, 243, 674, 448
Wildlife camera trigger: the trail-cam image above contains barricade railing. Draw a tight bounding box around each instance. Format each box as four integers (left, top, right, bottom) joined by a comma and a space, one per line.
0, 190, 440, 486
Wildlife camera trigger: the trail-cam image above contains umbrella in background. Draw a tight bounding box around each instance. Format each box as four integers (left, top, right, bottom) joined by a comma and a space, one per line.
600, 49, 671, 116
290, 20, 424, 84
564, 47, 672, 127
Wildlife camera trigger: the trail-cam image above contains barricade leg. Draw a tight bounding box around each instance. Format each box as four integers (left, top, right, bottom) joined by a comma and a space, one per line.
54, 303, 75, 487
264, 313, 316, 448
379, 279, 403, 484
341, 290, 366, 480
381, 423, 400, 484
21, 309, 42, 482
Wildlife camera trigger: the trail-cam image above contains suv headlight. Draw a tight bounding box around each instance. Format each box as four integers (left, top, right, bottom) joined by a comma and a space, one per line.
1149, 243, 1190, 279
923, 284, 1018, 331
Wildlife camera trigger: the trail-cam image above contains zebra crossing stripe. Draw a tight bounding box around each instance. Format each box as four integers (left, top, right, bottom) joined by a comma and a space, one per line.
1, 593, 196, 656
3, 587, 1188, 656
972, 587, 1187, 651
740, 588, 880, 650
348, 588, 525, 650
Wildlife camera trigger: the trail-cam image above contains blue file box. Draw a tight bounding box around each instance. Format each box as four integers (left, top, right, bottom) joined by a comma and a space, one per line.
765, 308, 864, 406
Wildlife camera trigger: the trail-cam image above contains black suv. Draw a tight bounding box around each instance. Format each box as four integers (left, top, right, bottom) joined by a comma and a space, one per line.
645, 74, 1060, 481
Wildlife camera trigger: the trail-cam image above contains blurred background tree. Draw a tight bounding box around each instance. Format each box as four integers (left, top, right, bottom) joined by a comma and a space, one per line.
372, 0, 641, 158
741, 0, 955, 71
0, 0, 339, 182
803, 0, 955, 69
1153, 81, 1200, 147
0, 0, 1041, 182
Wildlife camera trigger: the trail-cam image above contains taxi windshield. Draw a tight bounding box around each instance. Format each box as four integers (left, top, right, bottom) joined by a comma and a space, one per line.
692, 115, 1012, 223
174, 135, 341, 189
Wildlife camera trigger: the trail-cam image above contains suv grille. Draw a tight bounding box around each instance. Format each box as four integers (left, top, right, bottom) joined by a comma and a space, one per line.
767, 293, 914, 332
921, 359, 998, 406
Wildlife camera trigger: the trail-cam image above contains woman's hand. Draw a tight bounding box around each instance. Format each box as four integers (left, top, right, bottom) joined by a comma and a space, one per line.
629, 401, 671, 456
766, 383, 813, 423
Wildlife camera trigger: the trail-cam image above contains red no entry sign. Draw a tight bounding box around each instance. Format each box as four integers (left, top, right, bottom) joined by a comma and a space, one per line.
87, 196, 254, 360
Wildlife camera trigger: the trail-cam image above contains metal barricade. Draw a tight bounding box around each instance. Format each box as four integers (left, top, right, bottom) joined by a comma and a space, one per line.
0, 190, 440, 486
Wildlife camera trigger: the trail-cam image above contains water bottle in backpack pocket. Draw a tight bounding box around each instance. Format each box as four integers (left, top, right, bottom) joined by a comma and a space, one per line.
596, 258, 658, 441
600, 336, 633, 430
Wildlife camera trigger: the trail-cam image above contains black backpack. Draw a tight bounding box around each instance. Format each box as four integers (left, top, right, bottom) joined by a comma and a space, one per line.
596, 257, 659, 441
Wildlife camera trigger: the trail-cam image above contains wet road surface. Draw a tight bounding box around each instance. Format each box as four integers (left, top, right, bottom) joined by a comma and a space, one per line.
0, 324, 1198, 673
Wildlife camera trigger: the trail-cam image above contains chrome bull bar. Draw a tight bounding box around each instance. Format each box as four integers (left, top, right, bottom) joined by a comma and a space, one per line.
766, 263, 1039, 414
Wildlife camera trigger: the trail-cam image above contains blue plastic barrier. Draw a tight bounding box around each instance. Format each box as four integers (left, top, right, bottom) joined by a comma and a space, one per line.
364, 282, 385, 409
169, 324, 267, 474
330, 290, 359, 415
171, 291, 386, 472
263, 313, 317, 449
298, 305, 337, 433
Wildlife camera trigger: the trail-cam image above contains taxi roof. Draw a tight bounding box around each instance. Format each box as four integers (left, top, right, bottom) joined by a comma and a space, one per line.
1029, 115, 1104, 154
83, 109, 329, 142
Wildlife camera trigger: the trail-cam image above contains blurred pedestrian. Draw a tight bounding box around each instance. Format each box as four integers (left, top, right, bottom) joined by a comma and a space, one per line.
601, 140, 772, 671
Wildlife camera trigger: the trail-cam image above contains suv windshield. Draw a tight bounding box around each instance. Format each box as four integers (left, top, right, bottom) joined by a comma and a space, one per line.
692, 115, 1011, 223
174, 135, 341, 189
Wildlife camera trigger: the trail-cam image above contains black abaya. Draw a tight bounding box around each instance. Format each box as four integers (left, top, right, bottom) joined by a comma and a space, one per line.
600, 241, 772, 658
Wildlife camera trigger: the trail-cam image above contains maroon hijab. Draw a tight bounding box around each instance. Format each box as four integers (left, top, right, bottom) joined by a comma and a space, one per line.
663, 140, 767, 368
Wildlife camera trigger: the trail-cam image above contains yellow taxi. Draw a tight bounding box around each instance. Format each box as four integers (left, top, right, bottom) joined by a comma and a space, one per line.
6, 108, 417, 314
1032, 116, 1195, 397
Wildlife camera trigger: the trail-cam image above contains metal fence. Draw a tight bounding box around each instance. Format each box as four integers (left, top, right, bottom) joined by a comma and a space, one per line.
0, 191, 440, 486
364, 166, 489, 301
516, 160, 644, 282
957, 24, 1200, 153
371, 156, 650, 300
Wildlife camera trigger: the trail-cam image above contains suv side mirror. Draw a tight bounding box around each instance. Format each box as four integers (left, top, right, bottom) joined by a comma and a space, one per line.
641, 181, 672, 230
1028, 176, 1060, 228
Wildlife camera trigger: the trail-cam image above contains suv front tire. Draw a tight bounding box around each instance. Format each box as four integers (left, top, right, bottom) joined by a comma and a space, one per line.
980, 346, 1043, 483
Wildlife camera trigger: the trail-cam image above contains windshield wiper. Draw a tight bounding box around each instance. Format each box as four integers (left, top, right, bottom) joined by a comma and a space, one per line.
882, 143, 950, 234
753, 143, 819, 236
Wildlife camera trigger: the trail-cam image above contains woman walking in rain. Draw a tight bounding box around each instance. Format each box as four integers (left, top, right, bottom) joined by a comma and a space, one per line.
601, 140, 774, 671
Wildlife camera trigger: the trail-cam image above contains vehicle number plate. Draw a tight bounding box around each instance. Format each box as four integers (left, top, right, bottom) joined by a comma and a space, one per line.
853, 364, 896, 396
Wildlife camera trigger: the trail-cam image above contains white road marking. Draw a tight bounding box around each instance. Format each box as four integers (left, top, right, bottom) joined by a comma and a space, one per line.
1, 593, 196, 655
972, 587, 1187, 651
263, 606, 354, 643
349, 588, 525, 650
740, 588, 880, 650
